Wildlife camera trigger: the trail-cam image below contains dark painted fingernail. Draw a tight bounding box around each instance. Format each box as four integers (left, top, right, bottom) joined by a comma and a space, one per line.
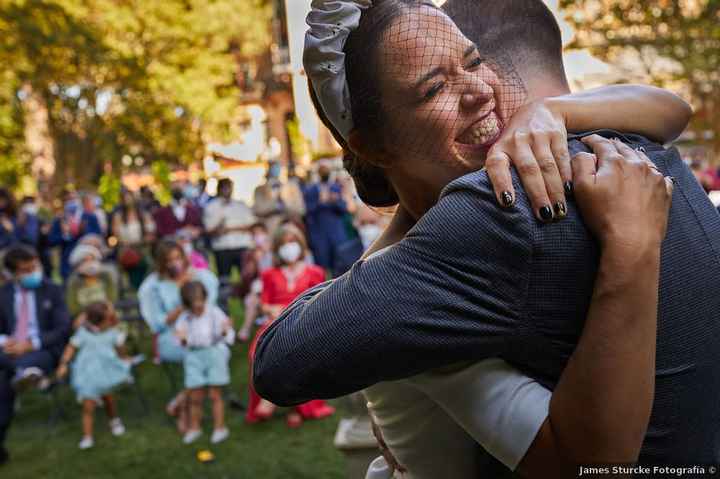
539, 205, 554, 222
501, 191, 514, 207
554, 201, 567, 220
563, 181, 574, 197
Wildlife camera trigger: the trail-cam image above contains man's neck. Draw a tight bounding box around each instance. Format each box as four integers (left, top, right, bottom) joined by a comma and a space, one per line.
524, 76, 571, 102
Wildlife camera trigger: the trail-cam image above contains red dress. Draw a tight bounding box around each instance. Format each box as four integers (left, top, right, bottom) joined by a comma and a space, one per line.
246, 264, 335, 423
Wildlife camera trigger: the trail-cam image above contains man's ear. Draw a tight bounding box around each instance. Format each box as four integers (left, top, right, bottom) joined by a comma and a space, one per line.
347, 129, 392, 168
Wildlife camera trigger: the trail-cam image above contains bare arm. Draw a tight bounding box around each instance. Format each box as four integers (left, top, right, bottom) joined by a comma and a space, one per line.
56, 344, 77, 379
551, 84, 692, 143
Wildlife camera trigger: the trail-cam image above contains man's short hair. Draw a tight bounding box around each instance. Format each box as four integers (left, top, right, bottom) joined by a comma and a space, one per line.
443, 0, 567, 82
4, 244, 38, 273
217, 178, 233, 190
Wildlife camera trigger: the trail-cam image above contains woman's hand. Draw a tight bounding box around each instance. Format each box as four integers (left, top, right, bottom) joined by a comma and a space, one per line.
486, 99, 571, 222
573, 135, 674, 254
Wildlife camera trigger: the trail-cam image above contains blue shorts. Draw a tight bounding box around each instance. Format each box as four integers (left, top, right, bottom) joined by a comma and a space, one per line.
183, 344, 230, 389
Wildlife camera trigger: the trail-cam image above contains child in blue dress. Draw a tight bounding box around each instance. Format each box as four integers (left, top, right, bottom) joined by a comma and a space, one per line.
175, 281, 234, 445
57, 301, 131, 450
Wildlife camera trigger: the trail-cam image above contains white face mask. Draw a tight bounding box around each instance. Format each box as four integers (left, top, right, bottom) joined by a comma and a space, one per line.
278, 242, 302, 264
22, 204, 38, 216
78, 260, 102, 277
182, 243, 193, 258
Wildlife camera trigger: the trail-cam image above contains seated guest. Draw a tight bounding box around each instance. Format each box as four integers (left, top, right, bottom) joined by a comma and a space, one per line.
245, 223, 334, 428
0, 245, 71, 465
48, 192, 103, 280
66, 244, 118, 321
138, 240, 218, 431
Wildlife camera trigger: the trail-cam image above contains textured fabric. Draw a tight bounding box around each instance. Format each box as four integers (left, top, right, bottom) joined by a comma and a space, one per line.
255, 131, 720, 464
304, 0, 372, 140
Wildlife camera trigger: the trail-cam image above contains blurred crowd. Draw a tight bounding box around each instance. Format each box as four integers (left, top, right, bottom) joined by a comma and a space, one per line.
0, 159, 389, 461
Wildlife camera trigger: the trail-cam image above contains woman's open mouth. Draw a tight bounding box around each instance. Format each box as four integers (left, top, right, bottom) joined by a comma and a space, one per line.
455, 111, 503, 149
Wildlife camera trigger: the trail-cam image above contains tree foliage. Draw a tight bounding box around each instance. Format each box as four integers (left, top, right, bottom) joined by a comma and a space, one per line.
560, 0, 720, 149
0, 0, 272, 189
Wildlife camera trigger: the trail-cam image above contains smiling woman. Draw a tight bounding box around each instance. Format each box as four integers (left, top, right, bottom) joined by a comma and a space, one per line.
341, 0, 526, 217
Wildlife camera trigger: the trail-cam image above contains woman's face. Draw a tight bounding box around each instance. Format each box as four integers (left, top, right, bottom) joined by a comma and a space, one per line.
375, 8, 512, 206
164, 247, 187, 278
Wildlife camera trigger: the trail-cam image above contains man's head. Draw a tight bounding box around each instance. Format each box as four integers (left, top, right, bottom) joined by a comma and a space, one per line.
443, 0, 570, 98
4, 244, 43, 289
217, 178, 234, 200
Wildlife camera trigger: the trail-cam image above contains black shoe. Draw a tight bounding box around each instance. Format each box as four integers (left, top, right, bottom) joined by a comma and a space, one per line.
0, 447, 9, 466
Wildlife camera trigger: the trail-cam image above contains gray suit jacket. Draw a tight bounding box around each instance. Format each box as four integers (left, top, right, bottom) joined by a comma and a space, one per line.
254, 130, 720, 463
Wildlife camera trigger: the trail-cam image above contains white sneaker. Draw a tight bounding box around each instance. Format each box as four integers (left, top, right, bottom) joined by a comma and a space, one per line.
78, 436, 94, 450
210, 428, 229, 444
183, 429, 202, 444
109, 418, 126, 437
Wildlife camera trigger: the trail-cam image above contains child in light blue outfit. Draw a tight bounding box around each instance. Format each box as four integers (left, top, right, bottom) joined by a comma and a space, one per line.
175, 281, 234, 445
57, 301, 131, 450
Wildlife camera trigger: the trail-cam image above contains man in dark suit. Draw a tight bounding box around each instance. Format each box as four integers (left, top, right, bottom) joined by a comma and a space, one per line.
0, 245, 71, 465
254, 0, 720, 468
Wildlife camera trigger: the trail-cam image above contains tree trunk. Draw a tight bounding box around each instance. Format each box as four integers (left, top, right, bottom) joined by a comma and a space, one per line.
21, 84, 55, 197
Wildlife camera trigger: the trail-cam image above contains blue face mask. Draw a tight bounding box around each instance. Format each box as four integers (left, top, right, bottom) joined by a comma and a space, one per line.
268, 164, 281, 179
19, 270, 43, 289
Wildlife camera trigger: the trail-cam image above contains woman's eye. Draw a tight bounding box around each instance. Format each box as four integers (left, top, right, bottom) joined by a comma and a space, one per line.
424, 81, 445, 100
465, 57, 483, 70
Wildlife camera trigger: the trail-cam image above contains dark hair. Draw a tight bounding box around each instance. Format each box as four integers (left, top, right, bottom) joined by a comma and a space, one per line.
152, 239, 186, 277
308, 0, 434, 207
217, 178, 233, 191
0, 188, 17, 217
443, 0, 567, 83
180, 280, 207, 309
4, 244, 38, 272
85, 301, 111, 326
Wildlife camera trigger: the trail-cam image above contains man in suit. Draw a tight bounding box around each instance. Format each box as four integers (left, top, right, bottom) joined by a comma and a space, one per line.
0, 244, 71, 465
254, 0, 720, 468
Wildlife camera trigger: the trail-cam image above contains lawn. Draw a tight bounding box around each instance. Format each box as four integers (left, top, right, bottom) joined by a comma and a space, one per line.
3, 298, 347, 478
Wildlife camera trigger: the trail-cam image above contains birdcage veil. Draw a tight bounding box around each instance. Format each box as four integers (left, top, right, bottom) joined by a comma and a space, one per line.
304, 0, 526, 206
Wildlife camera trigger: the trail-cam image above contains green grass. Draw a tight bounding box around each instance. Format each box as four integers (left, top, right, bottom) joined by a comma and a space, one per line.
3, 299, 346, 478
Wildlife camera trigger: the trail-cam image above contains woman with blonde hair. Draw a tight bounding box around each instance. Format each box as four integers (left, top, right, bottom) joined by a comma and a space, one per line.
245, 223, 334, 428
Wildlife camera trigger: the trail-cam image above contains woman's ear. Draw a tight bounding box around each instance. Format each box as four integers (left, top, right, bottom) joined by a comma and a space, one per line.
347, 129, 392, 168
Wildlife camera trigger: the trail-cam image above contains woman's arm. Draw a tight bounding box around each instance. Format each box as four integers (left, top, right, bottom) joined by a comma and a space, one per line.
485, 85, 690, 221
518, 136, 673, 475
551, 85, 691, 143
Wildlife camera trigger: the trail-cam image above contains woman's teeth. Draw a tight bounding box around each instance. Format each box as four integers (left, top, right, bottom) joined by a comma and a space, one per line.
462, 112, 500, 145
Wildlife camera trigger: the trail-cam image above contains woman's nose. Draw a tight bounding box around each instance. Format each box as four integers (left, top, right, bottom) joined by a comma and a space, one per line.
460, 81, 493, 111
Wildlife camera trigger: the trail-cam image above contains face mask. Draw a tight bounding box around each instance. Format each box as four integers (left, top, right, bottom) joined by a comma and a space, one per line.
278, 242, 302, 264
18, 269, 43, 289
167, 260, 186, 278
268, 164, 281, 179
78, 260, 102, 277
22, 204, 38, 216
253, 233, 269, 249
182, 243, 193, 258
358, 224, 382, 249
184, 185, 199, 199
